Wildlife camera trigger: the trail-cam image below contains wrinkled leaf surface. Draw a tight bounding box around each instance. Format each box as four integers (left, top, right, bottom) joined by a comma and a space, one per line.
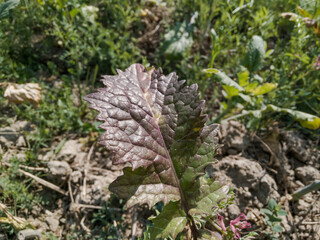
85, 64, 227, 237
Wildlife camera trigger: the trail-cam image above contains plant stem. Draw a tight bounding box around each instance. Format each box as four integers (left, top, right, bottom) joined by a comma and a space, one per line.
207, 218, 226, 236
211, 98, 233, 123
75, 60, 83, 107
222, 111, 251, 122
149, 96, 199, 239
292, 180, 320, 201
188, 217, 199, 239
91, 64, 99, 92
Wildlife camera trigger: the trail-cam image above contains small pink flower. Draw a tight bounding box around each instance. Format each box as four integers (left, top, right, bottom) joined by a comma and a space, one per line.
216, 214, 226, 231
314, 56, 320, 70
230, 224, 241, 239
217, 213, 252, 239
238, 221, 252, 230
230, 213, 252, 239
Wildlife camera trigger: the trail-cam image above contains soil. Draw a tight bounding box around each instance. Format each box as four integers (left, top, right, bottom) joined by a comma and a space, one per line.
0, 119, 319, 239
215, 120, 320, 240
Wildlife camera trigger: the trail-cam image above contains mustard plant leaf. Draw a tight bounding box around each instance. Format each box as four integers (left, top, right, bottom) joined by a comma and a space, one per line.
188, 177, 230, 217
85, 63, 225, 239
149, 201, 187, 239
84, 64, 182, 206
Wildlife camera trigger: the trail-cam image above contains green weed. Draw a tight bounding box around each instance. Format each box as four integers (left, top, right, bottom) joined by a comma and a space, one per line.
260, 198, 288, 240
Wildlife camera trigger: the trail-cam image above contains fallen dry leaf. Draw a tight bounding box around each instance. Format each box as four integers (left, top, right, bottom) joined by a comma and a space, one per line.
1, 82, 42, 107
0, 202, 30, 230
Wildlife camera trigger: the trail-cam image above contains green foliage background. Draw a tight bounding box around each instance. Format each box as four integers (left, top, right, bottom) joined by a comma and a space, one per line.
0, 0, 319, 131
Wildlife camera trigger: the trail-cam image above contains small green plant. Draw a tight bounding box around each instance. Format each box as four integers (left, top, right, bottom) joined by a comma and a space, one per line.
11, 81, 95, 151
260, 198, 287, 240
89, 196, 125, 239
0, 158, 40, 211
0, 0, 20, 20
0, 157, 41, 237
203, 34, 320, 130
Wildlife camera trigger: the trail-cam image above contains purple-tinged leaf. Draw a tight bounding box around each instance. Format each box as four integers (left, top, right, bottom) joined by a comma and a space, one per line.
109, 167, 180, 207
85, 64, 228, 237
84, 64, 182, 206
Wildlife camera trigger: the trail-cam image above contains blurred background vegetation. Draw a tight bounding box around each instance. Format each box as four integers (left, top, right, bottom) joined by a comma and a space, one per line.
0, 0, 319, 137
0, 0, 319, 238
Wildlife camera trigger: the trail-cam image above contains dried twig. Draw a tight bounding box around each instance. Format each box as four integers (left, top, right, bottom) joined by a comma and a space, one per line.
69, 203, 122, 211
68, 178, 74, 203
138, 24, 161, 42
82, 143, 95, 198
248, 207, 264, 224
2, 162, 67, 196
80, 217, 91, 234
0, 131, 18, 135
2, 162, 47, 172
20, 169, 68, 196
253, 134, 277, 166
131, 205, 138, 240
301, 222, 320, 225
0, 202, 28, 230
72, 203, 103, 210
14, 163, 48, 172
